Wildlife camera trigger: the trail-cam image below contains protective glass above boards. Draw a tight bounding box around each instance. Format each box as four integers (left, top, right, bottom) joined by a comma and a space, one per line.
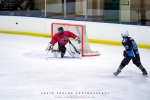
0, 0, 149, 26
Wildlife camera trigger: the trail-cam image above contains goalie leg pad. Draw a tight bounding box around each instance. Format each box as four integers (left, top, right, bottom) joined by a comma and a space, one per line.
53, 50, 61, 59
65, 41, 80, 58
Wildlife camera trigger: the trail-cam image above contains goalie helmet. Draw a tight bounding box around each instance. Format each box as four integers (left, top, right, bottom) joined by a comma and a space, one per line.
121, 30, 129, 38
58, 27, 64, 35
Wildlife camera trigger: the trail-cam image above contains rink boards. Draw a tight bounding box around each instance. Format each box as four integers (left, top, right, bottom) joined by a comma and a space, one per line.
0, 16, 150, 49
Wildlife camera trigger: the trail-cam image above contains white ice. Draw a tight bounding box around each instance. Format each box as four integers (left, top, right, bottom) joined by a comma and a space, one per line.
0, 33, 150, 100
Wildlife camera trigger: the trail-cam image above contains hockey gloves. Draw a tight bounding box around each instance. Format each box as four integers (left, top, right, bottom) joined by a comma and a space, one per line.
45, 43, 53, 51
123, 50, 127, 57
75, 36, 81, 44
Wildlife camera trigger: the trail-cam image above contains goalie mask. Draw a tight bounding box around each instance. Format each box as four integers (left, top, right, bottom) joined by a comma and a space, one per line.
58, 27, 64, 35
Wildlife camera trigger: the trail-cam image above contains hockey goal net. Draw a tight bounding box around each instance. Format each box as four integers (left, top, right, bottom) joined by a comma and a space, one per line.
51, 22, 100, 57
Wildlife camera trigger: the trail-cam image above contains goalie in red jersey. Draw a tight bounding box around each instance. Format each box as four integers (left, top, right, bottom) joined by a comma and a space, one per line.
45, 27, 81, 58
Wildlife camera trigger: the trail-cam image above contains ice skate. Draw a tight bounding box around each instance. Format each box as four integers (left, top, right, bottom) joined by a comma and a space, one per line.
142, 68, 148, 77
113, 70, 121, 76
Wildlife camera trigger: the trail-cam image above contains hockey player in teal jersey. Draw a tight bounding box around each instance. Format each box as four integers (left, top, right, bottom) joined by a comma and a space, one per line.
113, 30, 148, 76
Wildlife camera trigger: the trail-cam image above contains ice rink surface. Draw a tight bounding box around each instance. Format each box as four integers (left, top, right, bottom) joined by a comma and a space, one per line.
0, 33, 150, 100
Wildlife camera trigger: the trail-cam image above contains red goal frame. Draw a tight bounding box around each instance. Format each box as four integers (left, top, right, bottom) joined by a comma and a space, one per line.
51, 22, 100, 57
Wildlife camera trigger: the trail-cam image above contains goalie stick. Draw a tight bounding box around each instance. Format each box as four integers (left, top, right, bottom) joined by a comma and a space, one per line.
46, 50, 49, 56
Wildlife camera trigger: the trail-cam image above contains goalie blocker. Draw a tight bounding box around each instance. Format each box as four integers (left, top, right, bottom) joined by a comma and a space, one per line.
53, 41, 80, 58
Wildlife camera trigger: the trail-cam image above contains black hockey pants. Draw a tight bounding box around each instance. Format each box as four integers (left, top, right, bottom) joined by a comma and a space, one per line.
121, 56, 141, 67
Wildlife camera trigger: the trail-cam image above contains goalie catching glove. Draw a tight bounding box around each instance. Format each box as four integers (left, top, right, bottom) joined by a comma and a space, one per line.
45, 42, 53, 51
75, 36, 81, 44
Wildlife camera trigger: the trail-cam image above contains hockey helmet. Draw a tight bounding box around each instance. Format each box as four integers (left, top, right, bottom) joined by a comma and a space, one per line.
121, 30, 129, 38
58, 27, 64, 35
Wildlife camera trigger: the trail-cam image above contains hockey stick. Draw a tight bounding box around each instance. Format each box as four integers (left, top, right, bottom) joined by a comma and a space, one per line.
45, 50, 50, 60
69, 41, 80, 54
46, 50, 49, 56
